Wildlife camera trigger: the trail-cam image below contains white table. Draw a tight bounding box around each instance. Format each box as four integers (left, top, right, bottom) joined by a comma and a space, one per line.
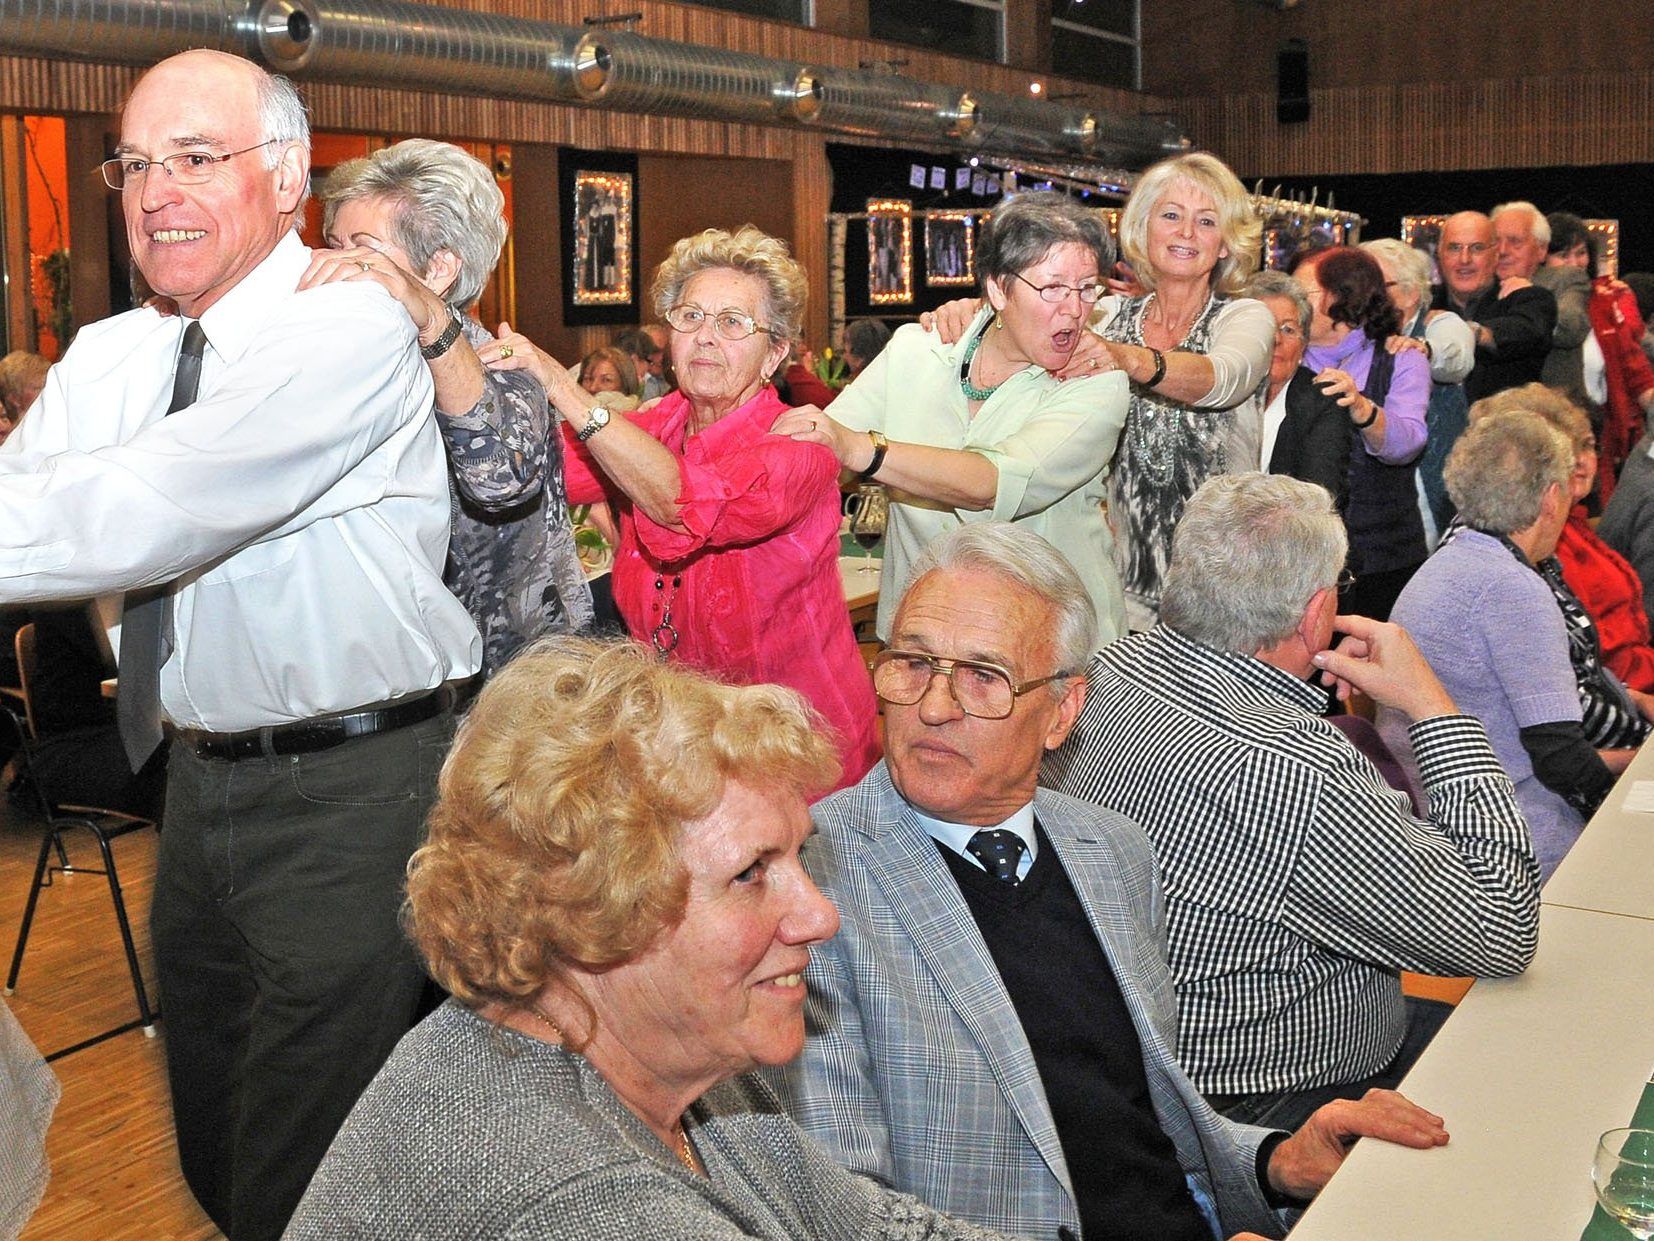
1289, 902, 1654, 1240
1544, 739, 1654, 923
839, 555, 880, 616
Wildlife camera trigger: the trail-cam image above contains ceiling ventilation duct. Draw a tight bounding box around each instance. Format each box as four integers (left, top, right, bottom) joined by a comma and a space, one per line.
0, 0, 1185, 164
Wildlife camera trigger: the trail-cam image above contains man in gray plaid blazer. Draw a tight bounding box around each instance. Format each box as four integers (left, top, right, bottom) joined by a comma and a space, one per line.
774, 523, 1449, 1241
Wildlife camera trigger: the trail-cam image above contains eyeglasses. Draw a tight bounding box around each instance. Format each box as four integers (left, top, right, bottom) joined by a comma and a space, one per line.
1335, 568, 1358, 597
664, 304, 776, 341
99, 140, 279, 191
1011, 272, 1103, 305
1274, 321, 1304, 341
1440, 242, 1493, 258
871, 650, 1071, 720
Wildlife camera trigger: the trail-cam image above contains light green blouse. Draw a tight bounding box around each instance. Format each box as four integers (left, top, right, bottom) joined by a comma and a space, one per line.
830, 310, 1130, 647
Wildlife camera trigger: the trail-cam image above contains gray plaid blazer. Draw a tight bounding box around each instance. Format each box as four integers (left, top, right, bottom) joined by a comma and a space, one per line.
773, 763, 1287, 1241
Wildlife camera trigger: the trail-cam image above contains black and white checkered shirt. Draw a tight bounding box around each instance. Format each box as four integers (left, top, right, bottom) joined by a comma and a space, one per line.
1043, 624, 1541, 1096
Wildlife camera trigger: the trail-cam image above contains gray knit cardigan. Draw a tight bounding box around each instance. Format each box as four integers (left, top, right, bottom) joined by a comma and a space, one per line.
285, 1000, 1025, 1240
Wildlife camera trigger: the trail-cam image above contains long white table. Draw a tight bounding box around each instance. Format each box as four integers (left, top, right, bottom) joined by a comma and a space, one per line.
1290, 903, 1654, 1240
1544, 739, 1654, 922
1291, 735, 1654, 1240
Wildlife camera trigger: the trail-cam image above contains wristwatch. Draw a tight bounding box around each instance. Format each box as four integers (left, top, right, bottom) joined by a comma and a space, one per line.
420, 308, 464, 360
857, 430, 889, 480
576, 405, 612, 442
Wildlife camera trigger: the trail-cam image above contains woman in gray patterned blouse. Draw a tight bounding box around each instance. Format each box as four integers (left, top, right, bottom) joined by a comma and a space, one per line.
303, 139, 593, 675
1089, 153, 1275, 632
287, 636, 1017, 1241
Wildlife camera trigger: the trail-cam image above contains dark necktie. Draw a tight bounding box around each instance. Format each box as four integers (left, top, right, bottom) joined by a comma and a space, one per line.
966, 828, 1027, 885
117, 321, 207, 771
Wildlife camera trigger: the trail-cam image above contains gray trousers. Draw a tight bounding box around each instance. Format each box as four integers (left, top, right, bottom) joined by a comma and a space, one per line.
150, 711, 453, 1241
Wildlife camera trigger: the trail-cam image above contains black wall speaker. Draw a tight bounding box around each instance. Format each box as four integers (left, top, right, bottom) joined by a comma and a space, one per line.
1277, 39, 1310, 124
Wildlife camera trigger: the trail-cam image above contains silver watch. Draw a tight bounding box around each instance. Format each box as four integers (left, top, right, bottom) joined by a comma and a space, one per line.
575, 405, 612, 442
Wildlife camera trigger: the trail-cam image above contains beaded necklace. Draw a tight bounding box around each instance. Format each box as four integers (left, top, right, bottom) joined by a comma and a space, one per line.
958, 320, 1003, 402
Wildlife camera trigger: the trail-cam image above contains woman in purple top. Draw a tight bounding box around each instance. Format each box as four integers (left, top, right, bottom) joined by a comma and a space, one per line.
1384, 411, 1634, 878
1294, 247, 1433, 620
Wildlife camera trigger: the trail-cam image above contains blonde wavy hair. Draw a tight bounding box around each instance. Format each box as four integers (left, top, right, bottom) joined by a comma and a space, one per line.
406, 636, 839, 1025
650, 224, 808, 346
1118, 152, 1262, 298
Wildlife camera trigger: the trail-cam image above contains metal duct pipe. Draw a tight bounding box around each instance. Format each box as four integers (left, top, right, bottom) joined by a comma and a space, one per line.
964, 88, 1187, 162
0, 0, 1185, 164
0, 0, 242, 66
249, 0, 594, 100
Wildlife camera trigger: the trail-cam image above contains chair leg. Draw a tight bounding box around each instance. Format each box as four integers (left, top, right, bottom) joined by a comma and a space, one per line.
4, 826, 59, 995
91, 828, 158, 1034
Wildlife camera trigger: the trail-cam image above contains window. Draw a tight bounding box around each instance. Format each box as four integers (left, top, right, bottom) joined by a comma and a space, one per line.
1051, 0, 1139, 90
869, 0, 1005, 64
679, 0, 811, 22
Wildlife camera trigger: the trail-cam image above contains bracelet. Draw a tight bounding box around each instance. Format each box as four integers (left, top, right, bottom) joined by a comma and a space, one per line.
420, 308, 464, 360
857, 430, 889, 480
1143, 346, 1167, 388
1352, 400, 1379, 430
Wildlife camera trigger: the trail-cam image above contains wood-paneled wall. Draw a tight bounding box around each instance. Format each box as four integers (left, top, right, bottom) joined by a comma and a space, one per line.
1175, 68, 1654, 180
1140, 0, 1653, 98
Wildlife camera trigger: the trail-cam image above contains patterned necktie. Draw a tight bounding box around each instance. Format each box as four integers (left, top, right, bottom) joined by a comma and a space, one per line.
966, 828, 1027, 885
117, 321, 207, 771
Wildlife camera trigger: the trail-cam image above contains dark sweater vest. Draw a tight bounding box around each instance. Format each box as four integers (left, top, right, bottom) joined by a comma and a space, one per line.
939, 825, 1208, 1241
1345, 346, 1428, 576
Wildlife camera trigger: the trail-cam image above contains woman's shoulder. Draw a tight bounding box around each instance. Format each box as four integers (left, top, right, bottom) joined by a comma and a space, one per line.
1207, 294, 1278, 340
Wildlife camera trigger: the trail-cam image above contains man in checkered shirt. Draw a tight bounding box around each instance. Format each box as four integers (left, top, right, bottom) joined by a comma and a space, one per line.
1045, 472, 1540, 1133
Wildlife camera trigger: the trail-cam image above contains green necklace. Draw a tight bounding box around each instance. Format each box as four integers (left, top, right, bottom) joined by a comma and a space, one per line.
959, 324, 1002, 401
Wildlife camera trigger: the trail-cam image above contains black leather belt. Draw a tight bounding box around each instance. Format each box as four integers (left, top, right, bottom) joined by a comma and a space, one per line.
174, 690, 447, 761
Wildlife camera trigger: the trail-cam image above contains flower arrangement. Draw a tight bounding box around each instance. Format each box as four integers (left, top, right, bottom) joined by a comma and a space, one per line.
811, 346, 850, 391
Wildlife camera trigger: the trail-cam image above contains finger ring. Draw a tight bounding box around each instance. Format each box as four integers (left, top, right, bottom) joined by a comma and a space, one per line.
808, 420, 817, 431
1090, 358, 1099, 369
500, 344, 514, 359
356, 259, 372, 273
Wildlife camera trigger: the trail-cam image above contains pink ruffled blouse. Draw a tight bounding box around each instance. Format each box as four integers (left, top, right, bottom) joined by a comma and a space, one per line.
565, 385, 880, 792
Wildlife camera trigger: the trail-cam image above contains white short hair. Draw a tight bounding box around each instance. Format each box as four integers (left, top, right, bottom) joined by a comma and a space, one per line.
1492, 201, 1550, 247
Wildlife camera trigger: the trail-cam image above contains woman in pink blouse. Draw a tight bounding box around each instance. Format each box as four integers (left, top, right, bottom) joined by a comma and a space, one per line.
482, 226, 879, 791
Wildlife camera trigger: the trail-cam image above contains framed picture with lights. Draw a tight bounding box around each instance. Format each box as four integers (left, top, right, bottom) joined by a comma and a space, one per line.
925, 210, 977, 287
867, 199, 913, 305
560, 148, 640, 325
1586, 219, 1620, 278
1400, 214, 1448, 286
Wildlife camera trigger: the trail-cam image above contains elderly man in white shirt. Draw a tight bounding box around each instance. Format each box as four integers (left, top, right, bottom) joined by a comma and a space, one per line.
0, 50, 478, 1241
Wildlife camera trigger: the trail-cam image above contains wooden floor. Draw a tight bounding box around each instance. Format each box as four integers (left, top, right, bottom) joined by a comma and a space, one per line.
0, 797, 221, 1240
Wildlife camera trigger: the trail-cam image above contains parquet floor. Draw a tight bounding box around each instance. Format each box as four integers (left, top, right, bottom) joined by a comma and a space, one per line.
0, 799, 220, 1240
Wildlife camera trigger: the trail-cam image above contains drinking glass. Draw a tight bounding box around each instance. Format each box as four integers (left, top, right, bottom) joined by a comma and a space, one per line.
846, 485, 888, 574
1595, 1128, 1654, 1239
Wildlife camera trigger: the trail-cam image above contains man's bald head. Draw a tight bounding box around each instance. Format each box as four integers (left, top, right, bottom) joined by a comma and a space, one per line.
117, 51, 311, 317
1438, 211, 1497, 304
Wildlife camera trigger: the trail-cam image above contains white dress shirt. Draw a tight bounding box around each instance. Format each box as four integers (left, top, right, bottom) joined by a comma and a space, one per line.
0, 232, 480, 729
1257, 381, 1290, 473
914, 801, 1038, 882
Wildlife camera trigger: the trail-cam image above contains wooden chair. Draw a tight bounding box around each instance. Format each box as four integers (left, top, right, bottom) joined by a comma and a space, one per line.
2, 622, 159, 1059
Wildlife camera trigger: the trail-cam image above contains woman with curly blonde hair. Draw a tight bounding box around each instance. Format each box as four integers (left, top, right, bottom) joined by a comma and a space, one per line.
482, 228, 879, 792
289, 637, 1012, 1240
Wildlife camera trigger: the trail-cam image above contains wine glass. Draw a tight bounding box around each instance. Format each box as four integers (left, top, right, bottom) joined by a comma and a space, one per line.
846, 485, 888, 575
1595, 1128, 1654, 1239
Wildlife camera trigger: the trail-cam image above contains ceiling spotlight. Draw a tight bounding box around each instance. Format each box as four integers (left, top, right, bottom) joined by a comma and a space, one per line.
1029, 82, 1043, 96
